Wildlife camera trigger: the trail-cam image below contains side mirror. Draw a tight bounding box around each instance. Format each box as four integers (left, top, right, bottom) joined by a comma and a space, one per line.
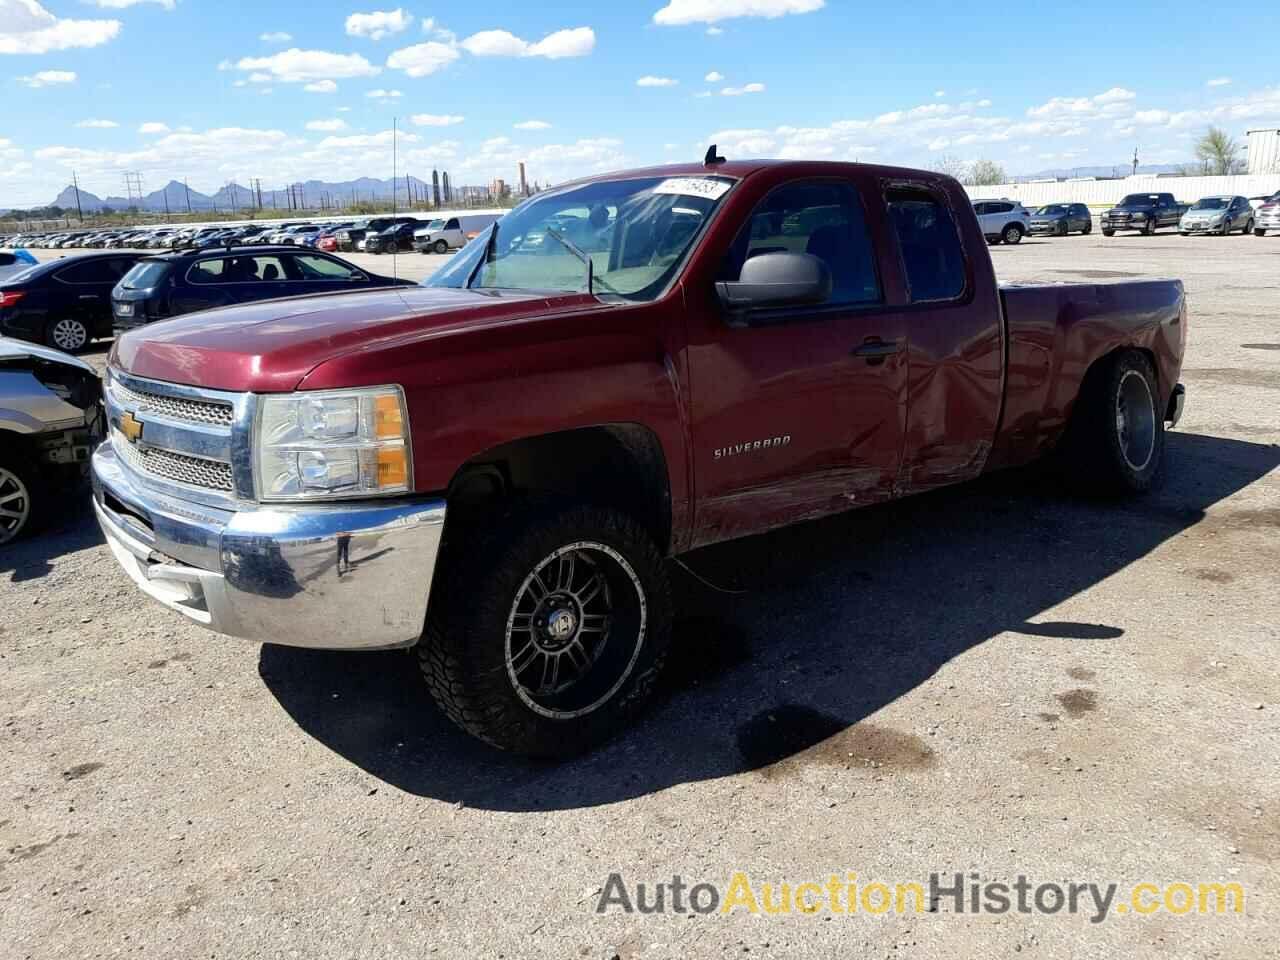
716, 251, 832, 314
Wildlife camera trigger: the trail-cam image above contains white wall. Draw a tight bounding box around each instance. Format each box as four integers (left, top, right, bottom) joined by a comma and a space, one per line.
1247, 128, 1280, 175
965, 174, 1280, 207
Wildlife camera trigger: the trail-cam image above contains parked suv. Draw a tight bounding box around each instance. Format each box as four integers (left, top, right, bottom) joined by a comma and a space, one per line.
1029, 203, 1093, 236
972, 199, 1031, 244
1179, 196, 1255, 236
414, 214, 502, 254
364, 220, 422, 255
0, 253, 145, 350
110, 245, 416, 331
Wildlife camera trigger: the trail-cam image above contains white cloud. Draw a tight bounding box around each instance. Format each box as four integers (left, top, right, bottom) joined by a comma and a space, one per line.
411, 113, 465, 126
313, 129, 418, 149
654, 0, 823, 25
385, 41, 459, 76
460, 26, 595, 59
721, 82, 764, 96
704, 70, 723, 82
637, 75, 678, 87
1093, 87, 1136, 104
976, 98, 991, 108
514, 119, 552, 130
706, 26, 723, 35
934, 89, 946, 97
75, 118, 118, 128
1027, 87, 1136, 120
1207, 77, 1232, 88
82, 0, 174, 7
260, 31, 292, 43
138, 121, 170, 134
0, 0, 120, 54
233, 48, 380, 83
18, 68, 76, 87
303, 79, 338, 93
345, 9, 412, 41
364, 87, 402, 99
305, 118, 347, 132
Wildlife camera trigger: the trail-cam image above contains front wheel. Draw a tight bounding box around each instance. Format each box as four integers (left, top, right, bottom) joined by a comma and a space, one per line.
418, 504, 673, 758
386, 241, 399, 255
1255, 228, 1267, 237
434, 239, 449, 254
46, 316, 90, 352
1102, 228, 1115, 237
1062, 350, 1165, 495
1002, 223, 1024, 245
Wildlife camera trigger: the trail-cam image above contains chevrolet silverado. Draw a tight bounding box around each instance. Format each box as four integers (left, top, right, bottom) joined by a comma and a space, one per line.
92, 158, 1187, 757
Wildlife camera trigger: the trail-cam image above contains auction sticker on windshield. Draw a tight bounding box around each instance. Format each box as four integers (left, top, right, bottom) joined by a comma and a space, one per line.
651, 177, 733, 200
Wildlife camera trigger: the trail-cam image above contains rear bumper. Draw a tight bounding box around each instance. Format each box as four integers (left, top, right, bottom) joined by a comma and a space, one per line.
91, 440, 447, 650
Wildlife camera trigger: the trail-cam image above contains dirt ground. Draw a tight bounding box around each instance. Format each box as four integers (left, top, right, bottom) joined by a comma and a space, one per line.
3, 232, 1278, 958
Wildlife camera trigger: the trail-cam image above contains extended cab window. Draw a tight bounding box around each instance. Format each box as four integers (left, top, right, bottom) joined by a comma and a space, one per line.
886, 186, 966, 303
721, 180, 881, 307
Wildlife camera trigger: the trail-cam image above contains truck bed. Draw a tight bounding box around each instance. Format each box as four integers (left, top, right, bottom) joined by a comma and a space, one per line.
988, 278, 1186, 470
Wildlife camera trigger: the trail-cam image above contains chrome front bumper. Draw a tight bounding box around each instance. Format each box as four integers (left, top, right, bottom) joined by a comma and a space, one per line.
92, 441, 447, 650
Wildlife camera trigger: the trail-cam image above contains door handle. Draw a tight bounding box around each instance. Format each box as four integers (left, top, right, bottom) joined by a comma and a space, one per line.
852, 338, 902, 364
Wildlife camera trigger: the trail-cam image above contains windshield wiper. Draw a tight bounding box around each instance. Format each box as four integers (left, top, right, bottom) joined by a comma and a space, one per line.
542, 227, 620, 296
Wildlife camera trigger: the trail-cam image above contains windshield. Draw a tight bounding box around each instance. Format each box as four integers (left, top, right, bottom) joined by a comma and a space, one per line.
434, 174, 734, 301
1119, 195, 1159, 206
120, 261, 170, 289
1036, 205, 1068, 215
1191, 198, 1228, 210
424, 219, 447, 231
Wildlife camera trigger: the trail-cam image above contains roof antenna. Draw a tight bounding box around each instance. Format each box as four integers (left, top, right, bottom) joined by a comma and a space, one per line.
703, 143, 726, 166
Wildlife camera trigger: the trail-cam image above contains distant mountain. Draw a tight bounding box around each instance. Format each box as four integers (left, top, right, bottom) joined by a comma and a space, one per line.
40, 175, 462, 214
1013, 164, 1187, 182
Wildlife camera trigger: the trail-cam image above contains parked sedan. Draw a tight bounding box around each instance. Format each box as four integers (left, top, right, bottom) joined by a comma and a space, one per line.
1029, 203, 1093, 237
110, 245, 416, 332
1179, 196, 1255, 236
0, 253, 145, 350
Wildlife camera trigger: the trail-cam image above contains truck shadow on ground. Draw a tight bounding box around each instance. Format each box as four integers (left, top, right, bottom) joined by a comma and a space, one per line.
259, 431, 1278, 810
1, 493, 101, 583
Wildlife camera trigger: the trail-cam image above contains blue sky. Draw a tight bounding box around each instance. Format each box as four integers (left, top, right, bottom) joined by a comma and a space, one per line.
2, 0, 1278, 207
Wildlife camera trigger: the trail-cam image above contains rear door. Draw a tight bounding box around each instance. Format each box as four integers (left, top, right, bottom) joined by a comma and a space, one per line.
284, 253, 370, 295
52, 258, 131, 335
687, 175, 909, 544
886, 181, 1004, 492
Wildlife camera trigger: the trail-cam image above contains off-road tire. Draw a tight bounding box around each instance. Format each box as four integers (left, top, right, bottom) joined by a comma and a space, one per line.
417, 503, 673, 758
1062, 350, 1165, 495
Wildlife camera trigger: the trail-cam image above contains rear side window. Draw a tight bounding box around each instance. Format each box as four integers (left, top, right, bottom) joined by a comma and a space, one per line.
721, 179, 881, 307
55, 259, 119, 283
886, 186, 967, 303
189, 256, 287, 284
988, 202, 1013, 214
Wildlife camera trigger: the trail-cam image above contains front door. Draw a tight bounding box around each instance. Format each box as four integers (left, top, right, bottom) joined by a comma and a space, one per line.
686, 177, 908, 546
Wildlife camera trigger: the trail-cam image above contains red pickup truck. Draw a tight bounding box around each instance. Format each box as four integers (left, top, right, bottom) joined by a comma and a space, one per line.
93, 159, 1187, 757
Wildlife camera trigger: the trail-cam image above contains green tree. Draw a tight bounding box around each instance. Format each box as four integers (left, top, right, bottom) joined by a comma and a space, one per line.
965, 159, 1007, 186
1194, 126, 1243, 175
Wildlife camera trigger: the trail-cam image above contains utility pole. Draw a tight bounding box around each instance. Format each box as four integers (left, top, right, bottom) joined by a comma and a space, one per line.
1131, 146, 1139, 177
71, 170, 84, 222
183, 179, 192, 213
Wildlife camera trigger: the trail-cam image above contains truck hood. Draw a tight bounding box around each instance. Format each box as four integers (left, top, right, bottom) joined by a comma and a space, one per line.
112, 285, 600, 393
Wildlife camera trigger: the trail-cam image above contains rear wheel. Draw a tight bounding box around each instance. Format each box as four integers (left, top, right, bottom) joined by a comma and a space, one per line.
1063, 350, 1165, 495
417, 504, 672, 758
1002, 223, 1024, 245
1082, 220, 1093, 235
1242, 219, 1254, 236
1057, 221, 1069, 237
0, 455, 38, 545
1144, 219, 1157, 235
434, 239, 449, 254
386, 240, 399, 255
46, 316, 90, 352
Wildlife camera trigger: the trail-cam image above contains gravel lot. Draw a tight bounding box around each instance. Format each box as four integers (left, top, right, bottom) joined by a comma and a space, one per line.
3, 234, 1278, 958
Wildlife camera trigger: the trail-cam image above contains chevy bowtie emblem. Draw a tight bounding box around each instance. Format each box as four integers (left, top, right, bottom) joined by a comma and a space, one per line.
120, 411, 144, 444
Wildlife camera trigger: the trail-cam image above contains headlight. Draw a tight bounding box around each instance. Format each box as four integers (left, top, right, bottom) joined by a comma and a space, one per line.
255, 385, 411, 501
1130, 212, 1147, 219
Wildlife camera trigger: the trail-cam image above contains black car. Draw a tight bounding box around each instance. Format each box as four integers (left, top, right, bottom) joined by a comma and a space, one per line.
363, 220, 423, 255
110, 245, 416, 332
0, 253, 146, 350
335, 216, 420, 252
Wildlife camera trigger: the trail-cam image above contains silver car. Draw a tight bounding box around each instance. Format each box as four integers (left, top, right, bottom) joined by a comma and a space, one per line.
1179, 195, 1255, 236
0, 339, 102, 543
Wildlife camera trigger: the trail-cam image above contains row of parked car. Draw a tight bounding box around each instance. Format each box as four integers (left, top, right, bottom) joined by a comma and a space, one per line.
2, 212, 501, 260
973, 189, 1280, 244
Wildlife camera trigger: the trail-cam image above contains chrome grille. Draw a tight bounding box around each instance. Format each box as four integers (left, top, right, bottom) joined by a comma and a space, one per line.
111, 380, 234, 427
112, 429, 234, 492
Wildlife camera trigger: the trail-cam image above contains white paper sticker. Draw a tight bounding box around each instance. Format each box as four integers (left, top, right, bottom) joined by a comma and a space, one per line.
651, 177, 732, 200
